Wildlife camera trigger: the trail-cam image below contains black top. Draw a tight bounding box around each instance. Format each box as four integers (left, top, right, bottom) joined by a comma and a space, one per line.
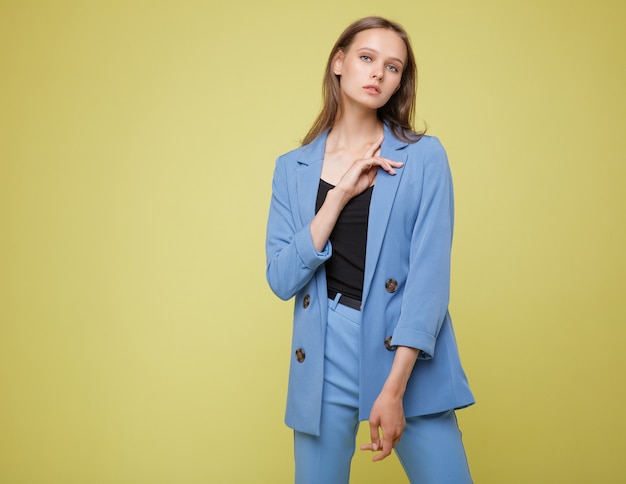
315, 179, 373, 301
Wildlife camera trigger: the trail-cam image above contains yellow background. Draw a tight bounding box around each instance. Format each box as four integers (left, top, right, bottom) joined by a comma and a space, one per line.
1, 0, 624, 482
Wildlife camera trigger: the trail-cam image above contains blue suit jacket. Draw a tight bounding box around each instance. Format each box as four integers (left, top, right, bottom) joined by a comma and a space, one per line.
266, 125, 474, 436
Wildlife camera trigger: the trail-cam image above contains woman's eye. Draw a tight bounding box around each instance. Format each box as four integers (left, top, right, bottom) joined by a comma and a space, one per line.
386, 65, 399, 73
360, 55, 372, 62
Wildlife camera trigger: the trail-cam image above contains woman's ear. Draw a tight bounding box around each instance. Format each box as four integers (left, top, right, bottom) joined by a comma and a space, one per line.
332, 50, 344, 76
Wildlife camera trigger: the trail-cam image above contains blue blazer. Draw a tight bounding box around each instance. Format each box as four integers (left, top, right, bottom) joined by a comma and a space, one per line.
266, 125, 474, 436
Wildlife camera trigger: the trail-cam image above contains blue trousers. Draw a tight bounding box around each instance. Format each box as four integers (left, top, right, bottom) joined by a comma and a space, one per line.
294, 296, 472, 484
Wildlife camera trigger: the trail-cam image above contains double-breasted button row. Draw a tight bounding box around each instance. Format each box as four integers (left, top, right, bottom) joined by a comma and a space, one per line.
385, 279, 398, 293
384, 336, 397, 351
383, 280, 398, 350
295, 348, 306, 362
297, 293, 310, 361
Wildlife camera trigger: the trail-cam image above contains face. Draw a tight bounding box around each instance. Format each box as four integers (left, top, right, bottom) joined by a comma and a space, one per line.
333, 28, 407, 111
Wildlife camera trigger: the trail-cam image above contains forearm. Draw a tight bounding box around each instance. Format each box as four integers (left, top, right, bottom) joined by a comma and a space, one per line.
309, 187, 351, 252
381, 346, 420, 397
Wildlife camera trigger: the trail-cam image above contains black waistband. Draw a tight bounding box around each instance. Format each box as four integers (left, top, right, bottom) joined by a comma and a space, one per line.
328, 290, 361, 311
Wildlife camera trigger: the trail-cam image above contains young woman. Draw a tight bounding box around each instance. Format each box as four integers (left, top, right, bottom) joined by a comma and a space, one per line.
265, 17, 474, 483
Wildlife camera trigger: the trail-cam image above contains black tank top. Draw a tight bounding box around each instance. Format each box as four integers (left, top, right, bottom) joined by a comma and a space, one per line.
315, 179, 373, 301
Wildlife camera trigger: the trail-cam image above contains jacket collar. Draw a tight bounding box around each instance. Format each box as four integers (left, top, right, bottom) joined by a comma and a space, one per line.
295, 123, 408, 167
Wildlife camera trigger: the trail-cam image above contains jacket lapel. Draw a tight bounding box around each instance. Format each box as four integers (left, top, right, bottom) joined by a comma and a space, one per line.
295, 131, 328, 227
362, 125, 409, 306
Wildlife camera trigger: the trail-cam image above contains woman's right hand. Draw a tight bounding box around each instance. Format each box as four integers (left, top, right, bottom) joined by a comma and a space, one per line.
310, 135, 403, 252
334, 135, 404, 200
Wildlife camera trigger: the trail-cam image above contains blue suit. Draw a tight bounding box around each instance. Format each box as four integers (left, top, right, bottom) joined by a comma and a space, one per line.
266, 125, 474, 437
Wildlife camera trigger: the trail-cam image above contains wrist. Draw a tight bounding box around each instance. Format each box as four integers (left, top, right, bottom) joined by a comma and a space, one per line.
381, 378, 408, 399
381, 346, 420, 398
327, 186, 351, 208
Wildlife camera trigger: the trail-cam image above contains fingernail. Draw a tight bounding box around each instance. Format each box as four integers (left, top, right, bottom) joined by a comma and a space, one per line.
373, 443, 378, 451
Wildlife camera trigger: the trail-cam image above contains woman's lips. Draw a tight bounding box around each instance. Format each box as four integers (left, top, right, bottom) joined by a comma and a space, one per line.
363, 85, 381, 94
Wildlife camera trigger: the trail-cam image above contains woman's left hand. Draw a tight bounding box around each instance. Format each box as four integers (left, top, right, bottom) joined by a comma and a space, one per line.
360, 346, 419, 461
360, 389, 406, 461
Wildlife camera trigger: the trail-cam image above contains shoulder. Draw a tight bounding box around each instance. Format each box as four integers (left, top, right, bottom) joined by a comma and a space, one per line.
276, 130, 327, 168
278, 144, 307, 160
274, 142, 315, 171
400, 135, 450, 176
405, 135, 447, 159
270, 145, 306, 184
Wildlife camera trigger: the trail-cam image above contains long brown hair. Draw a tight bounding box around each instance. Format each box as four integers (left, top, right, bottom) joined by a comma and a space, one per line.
302, 16, 424, 146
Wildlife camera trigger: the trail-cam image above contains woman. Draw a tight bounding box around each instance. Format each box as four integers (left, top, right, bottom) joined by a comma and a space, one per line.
265, 16, 474, 483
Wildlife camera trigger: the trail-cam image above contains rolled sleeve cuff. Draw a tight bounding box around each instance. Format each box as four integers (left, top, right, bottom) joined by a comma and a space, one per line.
294, 224, 332, 268
391, 327, 436, 360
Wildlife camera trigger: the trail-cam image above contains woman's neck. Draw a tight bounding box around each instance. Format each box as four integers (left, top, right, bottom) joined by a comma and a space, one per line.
328, 108, 383, 153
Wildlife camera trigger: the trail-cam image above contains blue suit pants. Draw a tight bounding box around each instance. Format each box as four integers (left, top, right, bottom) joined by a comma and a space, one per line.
294, 296, 472, 484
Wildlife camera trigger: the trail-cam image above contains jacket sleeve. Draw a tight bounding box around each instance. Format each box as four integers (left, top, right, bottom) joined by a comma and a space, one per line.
391, 138, 454, 359
265, 156, 331, 300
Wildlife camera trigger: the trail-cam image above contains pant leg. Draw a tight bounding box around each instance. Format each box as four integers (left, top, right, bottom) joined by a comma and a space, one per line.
395, 410, 473, 484
294, 297, 361, 484
294, 401, 359, 484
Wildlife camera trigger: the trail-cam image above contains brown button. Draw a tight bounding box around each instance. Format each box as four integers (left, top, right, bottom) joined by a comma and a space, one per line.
385, 279, 398, 293
303, 294, 311, 308
295, 348, 306, 362
384, 336, 397, 351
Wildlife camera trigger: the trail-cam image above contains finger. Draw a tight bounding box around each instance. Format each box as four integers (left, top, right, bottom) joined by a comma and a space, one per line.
368, 419, 381, 452
375, 156, 404, 168
372, 436, 394, 462
363, 135, 384, 158
374, 157, 404, 175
